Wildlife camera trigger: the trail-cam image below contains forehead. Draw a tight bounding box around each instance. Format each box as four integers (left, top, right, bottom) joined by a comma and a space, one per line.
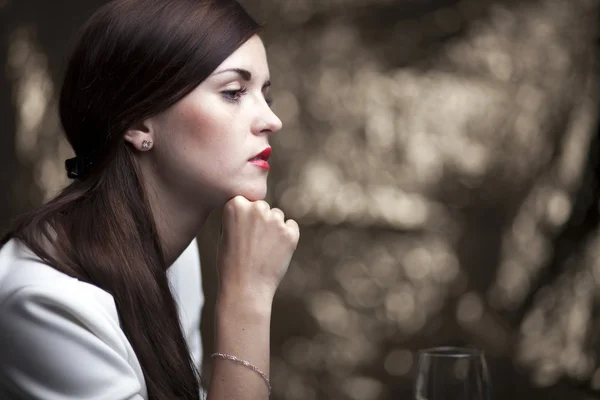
215, 35, 269, 75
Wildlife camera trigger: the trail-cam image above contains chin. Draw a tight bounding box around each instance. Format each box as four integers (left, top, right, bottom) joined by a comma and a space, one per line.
241, 191, 267, 202
232, 184, 267, 202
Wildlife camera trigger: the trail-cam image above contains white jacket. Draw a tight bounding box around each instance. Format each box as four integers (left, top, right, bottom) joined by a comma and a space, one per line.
0, 237, 204, 399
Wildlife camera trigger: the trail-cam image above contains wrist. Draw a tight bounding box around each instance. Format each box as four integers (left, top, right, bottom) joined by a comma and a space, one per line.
215, 286, 273, 323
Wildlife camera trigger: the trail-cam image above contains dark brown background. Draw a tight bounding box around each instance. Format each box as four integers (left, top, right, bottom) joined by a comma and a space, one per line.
1, 0, 599, 399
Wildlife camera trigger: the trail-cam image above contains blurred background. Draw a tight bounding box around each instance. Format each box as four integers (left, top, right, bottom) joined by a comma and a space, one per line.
1, 0, 599, 399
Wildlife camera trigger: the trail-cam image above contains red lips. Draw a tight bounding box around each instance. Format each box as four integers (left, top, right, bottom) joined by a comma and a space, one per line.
249, 147, 271, 170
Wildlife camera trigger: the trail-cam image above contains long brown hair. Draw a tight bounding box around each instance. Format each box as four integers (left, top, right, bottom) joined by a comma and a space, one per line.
1, 0, 260, 398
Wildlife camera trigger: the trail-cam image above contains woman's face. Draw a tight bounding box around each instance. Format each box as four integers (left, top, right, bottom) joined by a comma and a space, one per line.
148, 35, 282, 206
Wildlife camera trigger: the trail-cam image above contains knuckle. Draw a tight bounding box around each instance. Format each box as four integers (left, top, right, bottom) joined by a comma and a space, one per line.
286, 218, 299, 230
233, 195, 248, 205
270, 208, 285, 220
226, 196, 246, 213
253, 200, 271, 214
224, 199, 236, 213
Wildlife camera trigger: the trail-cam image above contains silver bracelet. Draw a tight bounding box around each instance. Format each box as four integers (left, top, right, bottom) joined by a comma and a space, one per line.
211, 352, 272, 395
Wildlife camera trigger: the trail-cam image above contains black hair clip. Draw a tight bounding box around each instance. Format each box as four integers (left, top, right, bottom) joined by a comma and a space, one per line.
65, 155, 93, 180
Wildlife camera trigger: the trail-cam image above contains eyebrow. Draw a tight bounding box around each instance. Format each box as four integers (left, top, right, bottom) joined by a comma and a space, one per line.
212, 68, 271, 89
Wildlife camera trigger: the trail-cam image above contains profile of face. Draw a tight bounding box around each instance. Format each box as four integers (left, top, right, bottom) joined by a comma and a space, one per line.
126, 35, 282, 207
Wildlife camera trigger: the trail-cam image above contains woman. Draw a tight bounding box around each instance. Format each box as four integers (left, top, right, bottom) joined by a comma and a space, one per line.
0, 0, 299, 399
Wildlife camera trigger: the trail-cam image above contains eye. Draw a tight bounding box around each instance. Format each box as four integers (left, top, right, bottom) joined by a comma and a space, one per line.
265, 96, 274, 108
221, 87, 248, 103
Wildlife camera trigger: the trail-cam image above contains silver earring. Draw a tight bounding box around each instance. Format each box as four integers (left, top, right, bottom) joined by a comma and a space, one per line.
141, 140, 153, 150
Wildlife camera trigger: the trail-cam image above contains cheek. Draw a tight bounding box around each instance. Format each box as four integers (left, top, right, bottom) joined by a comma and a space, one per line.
178, 103, 215, 140
183, 110, 247, 163
165, 104, 221, 154
178, 114, 244, 180
156, 98, 249, 187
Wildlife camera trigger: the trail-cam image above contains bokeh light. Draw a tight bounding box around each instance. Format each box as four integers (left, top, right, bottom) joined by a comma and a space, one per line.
2, 0, 599, 399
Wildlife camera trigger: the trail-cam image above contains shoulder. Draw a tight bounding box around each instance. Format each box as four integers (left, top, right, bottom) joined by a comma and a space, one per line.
0, 238, 128, 355
0, 239, 145, 399
0, 238, 120, 327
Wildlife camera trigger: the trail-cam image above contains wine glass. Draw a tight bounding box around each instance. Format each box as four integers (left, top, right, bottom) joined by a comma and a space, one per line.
414, 346, 492, 400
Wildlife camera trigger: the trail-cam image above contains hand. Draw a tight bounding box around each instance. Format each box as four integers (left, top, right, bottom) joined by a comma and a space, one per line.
216, 196, 300, 303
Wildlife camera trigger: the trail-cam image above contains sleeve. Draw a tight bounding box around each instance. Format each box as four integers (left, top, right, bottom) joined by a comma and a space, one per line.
0, 284, 145, 400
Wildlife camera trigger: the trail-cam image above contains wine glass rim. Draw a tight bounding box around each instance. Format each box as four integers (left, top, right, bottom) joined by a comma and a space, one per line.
418, 346, 484, 358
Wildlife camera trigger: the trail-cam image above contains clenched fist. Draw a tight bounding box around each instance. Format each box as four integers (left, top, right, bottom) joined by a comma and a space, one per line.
217, 196, 300, 303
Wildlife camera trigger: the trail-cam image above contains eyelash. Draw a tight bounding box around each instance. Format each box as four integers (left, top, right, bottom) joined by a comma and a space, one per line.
222, 87, 248, 102
221, 87, 274, 107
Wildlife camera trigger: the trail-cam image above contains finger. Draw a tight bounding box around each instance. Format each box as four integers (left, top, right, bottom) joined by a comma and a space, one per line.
253, 200, 271, 214
285, 219, 300, 242
231, 195, 251, 208
224, 195, 245, 216
270, 208, 285, 221
285, 218, 299, 231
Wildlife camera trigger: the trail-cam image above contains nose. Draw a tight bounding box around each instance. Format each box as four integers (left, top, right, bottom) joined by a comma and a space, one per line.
253, 100, 283, 135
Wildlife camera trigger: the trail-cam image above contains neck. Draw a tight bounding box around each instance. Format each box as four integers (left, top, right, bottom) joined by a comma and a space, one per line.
141, 174, 213, 268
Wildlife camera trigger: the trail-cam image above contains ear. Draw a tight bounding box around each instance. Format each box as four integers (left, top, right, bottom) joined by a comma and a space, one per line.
124, 119, 155, 151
